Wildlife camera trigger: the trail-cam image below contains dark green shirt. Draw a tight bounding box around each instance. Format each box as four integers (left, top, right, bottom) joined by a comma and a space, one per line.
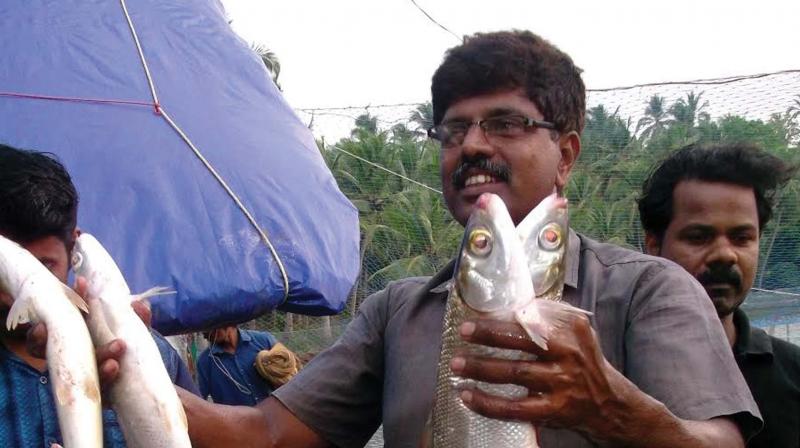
734, 308, 800, 447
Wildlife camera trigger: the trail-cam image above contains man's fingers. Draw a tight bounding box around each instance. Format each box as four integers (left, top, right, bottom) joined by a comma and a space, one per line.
460, 387, 550, 423
451, 355, 558, 391
131, 299, 152, 328
96, 339, 126, 364
26, 322, 48, 359
99, 359, 121, 389
460, 319, 546, 355
73, 276, 88, 299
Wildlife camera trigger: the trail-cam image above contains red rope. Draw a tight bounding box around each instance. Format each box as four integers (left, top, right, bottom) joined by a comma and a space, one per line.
0, 91, 161, 114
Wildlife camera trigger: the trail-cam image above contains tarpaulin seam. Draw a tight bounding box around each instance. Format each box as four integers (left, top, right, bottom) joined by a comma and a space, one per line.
0, 92, 156, 109
117, 0, 291, 306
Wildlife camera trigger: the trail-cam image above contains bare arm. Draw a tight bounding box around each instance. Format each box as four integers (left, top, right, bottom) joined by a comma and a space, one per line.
456, 316, 745, 448
178, 388, 331, 448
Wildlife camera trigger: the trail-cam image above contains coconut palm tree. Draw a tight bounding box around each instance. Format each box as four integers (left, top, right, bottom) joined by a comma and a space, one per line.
251, 43, 282, 90
409, 102, 434, 135
669, 91, 708, 127
636, 95, 673, 140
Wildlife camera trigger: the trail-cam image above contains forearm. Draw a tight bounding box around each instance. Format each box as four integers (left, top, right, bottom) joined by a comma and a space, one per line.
179, 388, 273, 448
594, 366, 744, 448
179, 388, 331, 448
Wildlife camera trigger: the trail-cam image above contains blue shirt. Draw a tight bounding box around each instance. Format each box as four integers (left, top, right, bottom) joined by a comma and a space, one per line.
197, 329, 277, 406
0, 329, 199, 447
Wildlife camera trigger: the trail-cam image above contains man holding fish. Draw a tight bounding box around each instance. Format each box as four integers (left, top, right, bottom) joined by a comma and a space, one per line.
0, 144, 199, 447
106, 31, 761, 447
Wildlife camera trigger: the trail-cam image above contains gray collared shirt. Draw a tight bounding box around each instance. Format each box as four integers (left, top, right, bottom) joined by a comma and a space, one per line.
274, 230, 761, 447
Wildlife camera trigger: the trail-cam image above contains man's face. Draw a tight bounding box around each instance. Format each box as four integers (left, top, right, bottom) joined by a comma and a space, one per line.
207, 326, 236, 346
646, 180, 760, 318
0, 235, 71, 339
439, 89, 579, 226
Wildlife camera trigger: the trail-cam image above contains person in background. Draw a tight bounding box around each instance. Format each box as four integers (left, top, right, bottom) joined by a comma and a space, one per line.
102, 30, 762, 447
639, 142, 800, 447
197, 324, 285, 406
0, 143, 200, 448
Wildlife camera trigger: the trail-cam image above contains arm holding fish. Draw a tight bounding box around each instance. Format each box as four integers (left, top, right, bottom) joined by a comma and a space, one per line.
454, 266, 758, 447
25, 275, 154, 384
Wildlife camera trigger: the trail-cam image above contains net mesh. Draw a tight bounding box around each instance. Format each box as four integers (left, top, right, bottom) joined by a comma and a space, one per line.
180, 72, 800, 375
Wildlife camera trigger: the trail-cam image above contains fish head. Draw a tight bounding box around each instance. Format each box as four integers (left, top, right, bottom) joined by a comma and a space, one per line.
71, 233, 129, 297
517, 192, 569, 298
455, 193, 533, 314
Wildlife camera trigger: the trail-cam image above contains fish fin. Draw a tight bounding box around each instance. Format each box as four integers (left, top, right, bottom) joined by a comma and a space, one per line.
514, 300, 592, 351
62, 284, 89, 313
6, 295, 36, 330
132, 286, 175, 302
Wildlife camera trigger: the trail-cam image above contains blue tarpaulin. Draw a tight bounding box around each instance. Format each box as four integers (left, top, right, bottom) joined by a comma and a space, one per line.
0, 0, 360, 334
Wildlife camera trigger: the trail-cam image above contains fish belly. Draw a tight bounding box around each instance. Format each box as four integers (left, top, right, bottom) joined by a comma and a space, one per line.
107, 313, 191, 448
47, 318, 103, 448
431, 293, 539, 448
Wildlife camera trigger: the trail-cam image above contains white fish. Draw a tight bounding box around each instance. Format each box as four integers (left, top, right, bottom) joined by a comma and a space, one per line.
71, 233, 191, 448
0, 235, 102, 448
429, 193, 588, 448
430, 193, 539, 448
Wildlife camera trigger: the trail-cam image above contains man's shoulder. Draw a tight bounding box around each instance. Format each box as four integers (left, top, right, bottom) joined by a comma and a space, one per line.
768, 334, 800, 371
578, 233, 672, 268
576, 233, 689, 283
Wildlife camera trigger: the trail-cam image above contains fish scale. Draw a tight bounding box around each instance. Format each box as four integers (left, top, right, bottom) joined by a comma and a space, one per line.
433, 283, 538, 447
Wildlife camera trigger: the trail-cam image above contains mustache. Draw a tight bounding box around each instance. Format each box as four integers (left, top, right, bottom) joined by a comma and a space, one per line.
451, 158, 510, 188
696, 263, 742, 291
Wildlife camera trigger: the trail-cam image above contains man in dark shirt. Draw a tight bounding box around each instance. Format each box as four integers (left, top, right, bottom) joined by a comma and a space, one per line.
103, 30, 761, 447
197, 325, 277, 405
0, 143, 200, 447
639, 142, 800, 447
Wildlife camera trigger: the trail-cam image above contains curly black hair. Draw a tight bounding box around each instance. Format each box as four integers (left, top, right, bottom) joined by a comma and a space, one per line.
0, 143, 79, 248
431, 30, 586, 134
638, 142, 797, 240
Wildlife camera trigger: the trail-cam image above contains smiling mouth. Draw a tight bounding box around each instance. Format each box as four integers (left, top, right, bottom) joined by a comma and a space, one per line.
464, 174, 499, 187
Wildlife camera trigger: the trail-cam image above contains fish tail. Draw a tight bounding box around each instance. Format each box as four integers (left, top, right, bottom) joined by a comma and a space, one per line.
515, 300, 592, 350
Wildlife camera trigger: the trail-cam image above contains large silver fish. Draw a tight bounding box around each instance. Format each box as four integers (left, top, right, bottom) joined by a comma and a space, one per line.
0, 235, 103, 448
72, 233, 191, 448
429, 193, 586, 448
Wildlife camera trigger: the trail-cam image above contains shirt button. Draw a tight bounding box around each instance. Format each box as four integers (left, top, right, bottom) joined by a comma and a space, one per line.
40, 376, 48, 384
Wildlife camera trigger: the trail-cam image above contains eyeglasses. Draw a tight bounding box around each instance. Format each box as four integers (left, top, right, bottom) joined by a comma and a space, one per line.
427, 114, 557, 148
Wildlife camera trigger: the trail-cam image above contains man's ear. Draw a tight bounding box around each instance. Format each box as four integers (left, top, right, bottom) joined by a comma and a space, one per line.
556, 131, 581, 191
644, 232, 661, 256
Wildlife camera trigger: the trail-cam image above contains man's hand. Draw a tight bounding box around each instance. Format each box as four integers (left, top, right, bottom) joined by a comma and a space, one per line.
451, 312, 640, 441
25, 276, 154, 387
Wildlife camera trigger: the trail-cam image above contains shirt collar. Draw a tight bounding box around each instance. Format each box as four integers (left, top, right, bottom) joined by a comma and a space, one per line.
428, 258, 456, 296
733, 308, 773, 358
565, 228, 580, 289
428, 229, 580, 295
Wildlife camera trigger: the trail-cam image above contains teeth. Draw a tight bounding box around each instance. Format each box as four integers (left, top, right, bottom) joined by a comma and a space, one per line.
465, 174, 496, 187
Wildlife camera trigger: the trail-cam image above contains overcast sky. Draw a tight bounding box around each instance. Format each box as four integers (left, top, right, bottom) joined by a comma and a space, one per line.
220, 0, 799, 112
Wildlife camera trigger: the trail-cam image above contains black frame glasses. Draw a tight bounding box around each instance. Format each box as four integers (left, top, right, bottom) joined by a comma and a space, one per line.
427, 114, 557, 148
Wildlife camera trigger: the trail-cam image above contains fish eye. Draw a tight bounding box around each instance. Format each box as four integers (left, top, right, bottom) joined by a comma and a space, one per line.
71, 252, 83, 270
468, 228, 493, 257
538, 224, 562, 250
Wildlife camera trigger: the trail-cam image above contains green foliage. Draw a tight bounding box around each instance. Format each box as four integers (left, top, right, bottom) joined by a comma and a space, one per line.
322, 92, 800, 311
